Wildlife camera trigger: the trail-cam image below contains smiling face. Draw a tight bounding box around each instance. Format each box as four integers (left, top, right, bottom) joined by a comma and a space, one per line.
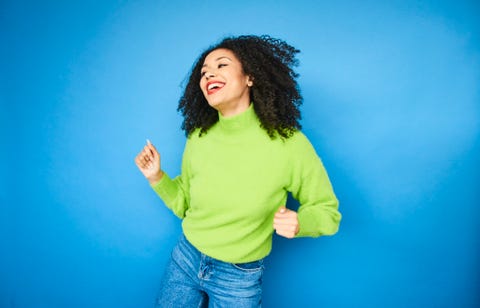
199, 48, 253, 117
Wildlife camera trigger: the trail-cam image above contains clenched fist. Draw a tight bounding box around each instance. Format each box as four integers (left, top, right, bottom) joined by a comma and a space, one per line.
273, 207, 299, 239
134, 139, 164, 185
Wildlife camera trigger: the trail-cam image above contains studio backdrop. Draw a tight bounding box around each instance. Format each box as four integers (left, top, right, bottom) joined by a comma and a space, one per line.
1, 0, 479, 307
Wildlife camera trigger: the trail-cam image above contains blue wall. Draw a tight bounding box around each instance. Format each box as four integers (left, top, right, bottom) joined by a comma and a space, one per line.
2, 0, 479, 307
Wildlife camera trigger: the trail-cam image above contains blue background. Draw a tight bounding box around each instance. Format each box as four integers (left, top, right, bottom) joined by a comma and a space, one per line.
2, 0, 479, 307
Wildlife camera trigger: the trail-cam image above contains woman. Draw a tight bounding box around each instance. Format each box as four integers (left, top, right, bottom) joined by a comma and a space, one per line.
135, 35, 341, 307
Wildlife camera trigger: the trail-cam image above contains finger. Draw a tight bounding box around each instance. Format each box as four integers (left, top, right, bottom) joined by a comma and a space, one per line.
276, 224, 298, 235
143, 146, 153, 159
279, 226, 297, 233
274, 216, 294, 223
274, 218, 298, 227
135, 155, 147, 167
136, 151, 154, 171
274, 207, 287, 218
274, 210, 296, 219
274, 223, 298, 232
135, 156, 143, 168
142, 149, 157, 170
141, 153, 150, 164
146, 139, 159, 158
273, 218, 297, 225
141, 156, 152, 169
144, 152, 152, 163
143, 147, 156, 165
143, 146, 155, 160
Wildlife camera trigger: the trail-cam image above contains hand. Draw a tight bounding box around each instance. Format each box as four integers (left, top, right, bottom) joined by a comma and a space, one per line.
134, 139, 163, 185
273, 206, 299, 239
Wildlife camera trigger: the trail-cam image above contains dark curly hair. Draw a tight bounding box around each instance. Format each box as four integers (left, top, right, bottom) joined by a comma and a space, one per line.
178, 35, 302, 139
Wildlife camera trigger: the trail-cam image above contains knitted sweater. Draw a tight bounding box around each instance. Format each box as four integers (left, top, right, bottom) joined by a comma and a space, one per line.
151, 104, 341, 263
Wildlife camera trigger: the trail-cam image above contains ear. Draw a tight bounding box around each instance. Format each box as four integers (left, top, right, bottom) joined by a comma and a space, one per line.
247, 75, 254, 87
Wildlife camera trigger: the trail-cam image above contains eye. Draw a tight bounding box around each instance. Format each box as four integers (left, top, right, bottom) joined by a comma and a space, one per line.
218, 63, 228, 68
201, 71, 206, 77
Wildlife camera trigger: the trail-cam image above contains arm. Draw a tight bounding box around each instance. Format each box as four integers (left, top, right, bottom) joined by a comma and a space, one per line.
287, 133, 341, 238
135, 139, 191, 219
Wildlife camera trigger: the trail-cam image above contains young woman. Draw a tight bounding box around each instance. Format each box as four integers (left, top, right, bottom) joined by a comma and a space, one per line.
135, 35, 341, 307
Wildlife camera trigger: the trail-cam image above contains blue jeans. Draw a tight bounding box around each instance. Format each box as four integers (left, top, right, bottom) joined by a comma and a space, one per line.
155, 234, 264, 307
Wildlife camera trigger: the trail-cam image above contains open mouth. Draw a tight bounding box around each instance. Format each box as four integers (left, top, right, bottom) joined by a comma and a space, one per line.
206, 81, 225, 95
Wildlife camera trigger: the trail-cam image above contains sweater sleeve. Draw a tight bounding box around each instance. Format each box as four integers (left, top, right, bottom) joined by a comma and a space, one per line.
286, 132, 341, 237
150, 140, 191, 219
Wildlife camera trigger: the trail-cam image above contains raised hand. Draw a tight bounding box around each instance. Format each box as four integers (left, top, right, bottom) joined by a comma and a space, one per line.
134, 139, 164, 185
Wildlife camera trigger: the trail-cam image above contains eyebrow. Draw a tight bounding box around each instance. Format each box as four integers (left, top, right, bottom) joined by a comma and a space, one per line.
202, 56, 233, 67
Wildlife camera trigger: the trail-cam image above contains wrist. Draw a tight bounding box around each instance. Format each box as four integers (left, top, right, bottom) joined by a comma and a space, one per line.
148, 170, 164, 185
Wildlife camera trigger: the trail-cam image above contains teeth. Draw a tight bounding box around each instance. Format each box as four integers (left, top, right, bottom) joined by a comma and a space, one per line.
208, 82, 224, 90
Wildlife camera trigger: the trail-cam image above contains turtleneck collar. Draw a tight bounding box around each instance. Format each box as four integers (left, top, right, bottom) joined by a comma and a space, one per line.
217, 103, 259, 132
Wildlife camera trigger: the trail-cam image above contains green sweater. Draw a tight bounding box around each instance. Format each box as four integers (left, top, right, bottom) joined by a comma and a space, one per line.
152, 104, 341, 263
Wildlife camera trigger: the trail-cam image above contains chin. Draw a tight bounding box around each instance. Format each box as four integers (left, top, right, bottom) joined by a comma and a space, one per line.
206, 100, 222, 110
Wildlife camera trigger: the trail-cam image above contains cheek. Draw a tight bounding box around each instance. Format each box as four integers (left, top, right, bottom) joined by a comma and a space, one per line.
199, 81, 209, 99
199, 80, 206, 91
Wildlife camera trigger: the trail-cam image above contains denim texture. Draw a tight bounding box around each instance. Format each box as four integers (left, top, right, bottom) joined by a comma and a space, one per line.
156, 234, 264, 307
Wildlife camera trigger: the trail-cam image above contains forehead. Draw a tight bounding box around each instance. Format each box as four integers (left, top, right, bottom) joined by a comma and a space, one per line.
203, 48, 238, 64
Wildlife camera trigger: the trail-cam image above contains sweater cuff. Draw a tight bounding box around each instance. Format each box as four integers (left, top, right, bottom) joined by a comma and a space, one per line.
296, 208, 319, 237
296, 206, 341, 238
150, 172, 176, 201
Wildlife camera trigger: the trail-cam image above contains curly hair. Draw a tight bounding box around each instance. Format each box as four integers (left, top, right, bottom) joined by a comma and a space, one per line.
178, 35, 302, 139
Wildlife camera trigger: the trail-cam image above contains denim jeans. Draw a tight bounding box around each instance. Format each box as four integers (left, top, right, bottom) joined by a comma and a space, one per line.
155, 234, 264, 307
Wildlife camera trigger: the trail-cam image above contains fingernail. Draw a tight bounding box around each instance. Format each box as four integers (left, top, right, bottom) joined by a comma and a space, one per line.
147, 139, 151, 145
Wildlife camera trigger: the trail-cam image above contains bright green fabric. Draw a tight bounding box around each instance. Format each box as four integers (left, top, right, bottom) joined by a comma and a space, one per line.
151, 104, 341, 263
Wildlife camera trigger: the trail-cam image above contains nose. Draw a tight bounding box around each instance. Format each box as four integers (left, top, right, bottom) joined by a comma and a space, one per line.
204, 71, 215, 79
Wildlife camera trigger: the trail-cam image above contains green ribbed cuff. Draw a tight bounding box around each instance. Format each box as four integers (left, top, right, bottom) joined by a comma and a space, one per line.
150, 172, 175, 201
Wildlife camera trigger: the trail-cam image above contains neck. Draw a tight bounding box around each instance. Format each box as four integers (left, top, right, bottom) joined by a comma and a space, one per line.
216, 100, 251, 118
